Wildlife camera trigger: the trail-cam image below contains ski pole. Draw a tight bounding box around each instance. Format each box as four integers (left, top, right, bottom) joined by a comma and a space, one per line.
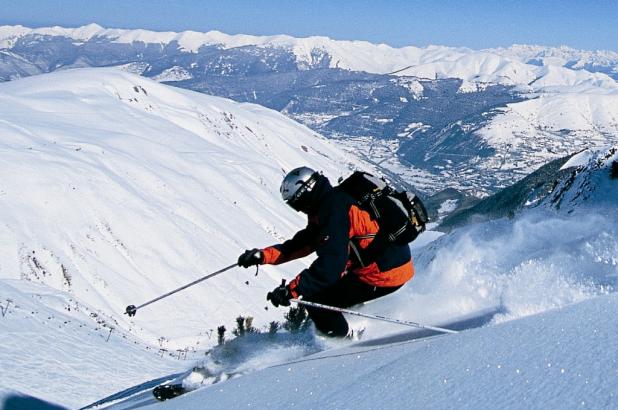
125, 263, 237, 317
291, 298, 458, 334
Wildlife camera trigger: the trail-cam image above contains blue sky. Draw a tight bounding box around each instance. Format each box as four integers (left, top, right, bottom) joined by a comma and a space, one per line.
0, 0, 616, 51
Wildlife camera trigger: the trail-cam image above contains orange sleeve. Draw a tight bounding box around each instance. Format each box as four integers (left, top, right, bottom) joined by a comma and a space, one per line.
262, 246, 284, 264
261, 245, 314, 265
288, 275, 301, 298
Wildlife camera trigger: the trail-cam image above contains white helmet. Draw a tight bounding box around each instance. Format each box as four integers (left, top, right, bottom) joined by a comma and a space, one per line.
280, 166, 318, 212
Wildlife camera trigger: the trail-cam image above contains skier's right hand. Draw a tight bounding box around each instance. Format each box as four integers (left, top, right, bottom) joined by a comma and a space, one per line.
267, 280, 292, 308
237, 248, 263, 268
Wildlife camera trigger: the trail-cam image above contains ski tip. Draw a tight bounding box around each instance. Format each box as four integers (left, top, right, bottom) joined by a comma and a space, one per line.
153, 384, 186, 401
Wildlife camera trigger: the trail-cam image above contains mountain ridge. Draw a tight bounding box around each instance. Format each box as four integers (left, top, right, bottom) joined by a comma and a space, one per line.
2, 23, 616, 58
1, 23, 617, 86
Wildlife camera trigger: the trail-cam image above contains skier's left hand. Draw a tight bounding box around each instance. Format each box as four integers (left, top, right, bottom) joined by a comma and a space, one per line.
267, 281, 292, 307
238, 248, 263, 268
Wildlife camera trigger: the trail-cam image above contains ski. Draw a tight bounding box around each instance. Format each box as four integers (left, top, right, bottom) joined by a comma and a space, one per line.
153, 383, 187, 401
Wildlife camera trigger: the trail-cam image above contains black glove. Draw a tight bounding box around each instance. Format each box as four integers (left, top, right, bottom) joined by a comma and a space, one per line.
267, 279, 292, 308
238, 249, 263, 268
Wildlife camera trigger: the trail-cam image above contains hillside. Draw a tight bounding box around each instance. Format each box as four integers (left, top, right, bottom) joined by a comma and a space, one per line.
440, 145, 618, 229
0, 67, 372, 406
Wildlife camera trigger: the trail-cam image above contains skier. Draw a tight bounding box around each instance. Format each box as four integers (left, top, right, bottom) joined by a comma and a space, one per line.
238, 167, 414, 337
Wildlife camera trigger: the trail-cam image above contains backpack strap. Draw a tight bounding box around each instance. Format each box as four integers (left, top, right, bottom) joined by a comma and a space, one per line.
348, 234, 376, 268
348, 232, 391, 268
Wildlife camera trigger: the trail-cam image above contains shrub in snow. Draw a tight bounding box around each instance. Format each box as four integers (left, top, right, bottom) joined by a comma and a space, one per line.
232, 316, 258, 337
283, 306, 309, 333
244, 316, 257, 334
268, 321, 280, 335
217, 326, 226, 345
233, 316, 246, 336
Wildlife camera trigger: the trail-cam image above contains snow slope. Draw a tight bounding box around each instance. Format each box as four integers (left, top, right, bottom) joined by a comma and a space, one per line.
395, 52, 618, 92
95, 207, 618, 408
0, 279, 185, 408
491, 44, 618, 73
151, 292, 618, 410
0, 67, 373, 406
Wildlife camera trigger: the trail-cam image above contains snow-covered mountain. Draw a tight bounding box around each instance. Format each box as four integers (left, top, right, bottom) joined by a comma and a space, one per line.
490, 44, 618, 79
398, 89, 618, 196
0, 67, 373, 406
1, 24, 618, 197
544, 146, 618, 212
1, 67, 616, 409
440, 145, 618, 229
1, 24, 617, 85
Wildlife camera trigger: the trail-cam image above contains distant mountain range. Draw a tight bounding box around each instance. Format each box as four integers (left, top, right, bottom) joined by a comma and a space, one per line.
2, 24, 617, 197
2, 24, 616, 82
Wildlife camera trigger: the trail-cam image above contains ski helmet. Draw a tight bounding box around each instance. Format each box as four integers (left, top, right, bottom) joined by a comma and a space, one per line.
280, 166, 319, 212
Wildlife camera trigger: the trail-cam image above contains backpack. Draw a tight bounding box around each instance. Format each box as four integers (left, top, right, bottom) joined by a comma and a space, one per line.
338, 171, 428, 265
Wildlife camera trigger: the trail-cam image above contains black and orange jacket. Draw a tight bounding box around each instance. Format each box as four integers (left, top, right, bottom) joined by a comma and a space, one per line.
261, 176, 413, 299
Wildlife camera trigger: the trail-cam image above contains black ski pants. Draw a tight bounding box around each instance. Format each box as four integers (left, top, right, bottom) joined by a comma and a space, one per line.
303, 273, 402, 337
